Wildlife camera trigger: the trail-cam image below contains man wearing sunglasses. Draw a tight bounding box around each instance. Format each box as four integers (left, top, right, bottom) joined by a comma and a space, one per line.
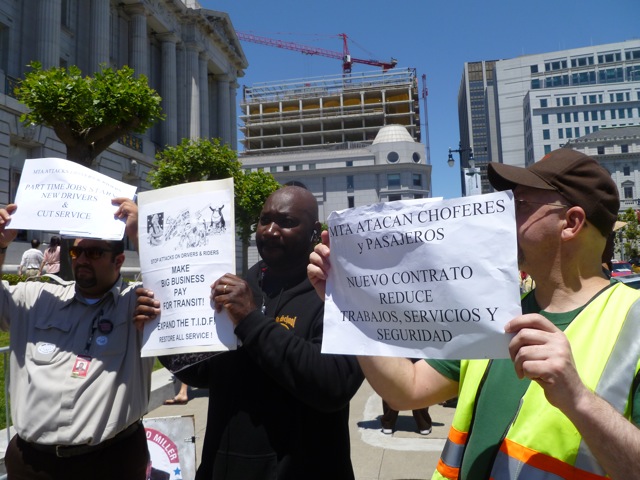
0, 198, 153, 480
309, 148, 640, 479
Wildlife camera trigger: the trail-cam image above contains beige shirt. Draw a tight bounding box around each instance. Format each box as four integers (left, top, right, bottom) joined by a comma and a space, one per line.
0, 277, 153, 446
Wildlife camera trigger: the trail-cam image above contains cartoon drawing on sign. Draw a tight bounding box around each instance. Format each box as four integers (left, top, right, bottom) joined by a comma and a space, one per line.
209, 205, 225, 232
147, 213, 164, 246
147, 203, 227, 248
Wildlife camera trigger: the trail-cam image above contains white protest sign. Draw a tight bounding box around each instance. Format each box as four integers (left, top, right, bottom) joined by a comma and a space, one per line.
323, 191, 521, 359
9, 158, 137, 240
138, 178, 237, 357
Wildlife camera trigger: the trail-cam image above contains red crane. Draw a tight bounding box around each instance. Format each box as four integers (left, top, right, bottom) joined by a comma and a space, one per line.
235, 31, 397, 75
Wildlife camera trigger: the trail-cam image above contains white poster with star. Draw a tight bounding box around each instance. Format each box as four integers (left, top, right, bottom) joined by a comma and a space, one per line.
138, 178, 237, 357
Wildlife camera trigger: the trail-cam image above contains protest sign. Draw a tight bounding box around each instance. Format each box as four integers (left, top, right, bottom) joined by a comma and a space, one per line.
9, 158, 137, 240
322, 191, 521, 359
138, 178, 236, 357
143, 416, 196, 480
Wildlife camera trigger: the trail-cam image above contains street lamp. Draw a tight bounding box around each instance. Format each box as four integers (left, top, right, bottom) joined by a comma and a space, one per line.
466, 158, 480, 190
447, 142, 473, 168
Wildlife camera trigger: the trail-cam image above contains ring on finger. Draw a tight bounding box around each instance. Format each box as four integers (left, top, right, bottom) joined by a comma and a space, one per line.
224, 284, 228, 293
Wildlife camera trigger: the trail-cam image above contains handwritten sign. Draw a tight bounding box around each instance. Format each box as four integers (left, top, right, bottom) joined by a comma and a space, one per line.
138, 178, 237, 357
322, 191, 521, 359
9, 158, 137, 240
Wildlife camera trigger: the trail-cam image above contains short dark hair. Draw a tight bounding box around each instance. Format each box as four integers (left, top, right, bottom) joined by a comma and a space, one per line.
107, 240, 125, 256
31, 239, 41, 248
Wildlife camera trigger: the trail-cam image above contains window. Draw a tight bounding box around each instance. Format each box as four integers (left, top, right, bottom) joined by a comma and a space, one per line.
347, 196, 355, 208
387, 151, 400, 163
624, 186, 633, 199
557, 113, 563, 123
597, 146, 605, 155
565, 128, 572, 139
270, 166, 277, 173
540, 99, 548, 108
346, 160, 353, 167
564, 113, 571, 123
0, 23, 8, 73
574, 127, 580, 137
591, 111, 598, 121
412, 152, 422, 163
387, 174, 401, 187
414, 194, 423, 199
530, 65, 539, 74
558, 129, 564, 139
544, 145, 552, 154
541, 114, 549, 124
543, 129, 550, 140
622, 145, 629, 153
624, 166, 631, 176
283, 165, 290, 172
296, 164, 303, 171
346, 175, 354, 190
412, 174, 422, 187
388, 194, 401, 202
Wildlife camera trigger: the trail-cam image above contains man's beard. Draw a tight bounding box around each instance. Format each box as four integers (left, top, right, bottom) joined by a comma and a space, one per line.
74, 266, 97, 289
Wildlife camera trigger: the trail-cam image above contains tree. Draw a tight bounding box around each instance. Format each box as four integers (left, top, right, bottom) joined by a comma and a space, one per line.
148, 138, 280, 274
15, 62, 165, 279
15, 61, 164, 166
618, 208, 640, 260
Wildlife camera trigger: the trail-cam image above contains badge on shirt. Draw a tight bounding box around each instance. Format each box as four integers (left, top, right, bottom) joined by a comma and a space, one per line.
71, 355, 92, 378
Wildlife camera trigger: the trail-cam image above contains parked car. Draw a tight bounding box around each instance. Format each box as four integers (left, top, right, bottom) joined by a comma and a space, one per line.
613, 273, 640, 289
611, 261, 635, 277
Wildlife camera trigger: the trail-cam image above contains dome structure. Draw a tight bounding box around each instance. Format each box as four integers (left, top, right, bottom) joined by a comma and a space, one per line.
372, 125, 415, 145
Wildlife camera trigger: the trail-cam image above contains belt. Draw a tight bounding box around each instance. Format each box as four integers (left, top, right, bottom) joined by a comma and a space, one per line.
22, 420, 142, 458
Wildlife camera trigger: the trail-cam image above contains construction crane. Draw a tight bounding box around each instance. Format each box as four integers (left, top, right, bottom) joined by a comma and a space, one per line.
421, 73, 431, 165
235, 31, 397, 75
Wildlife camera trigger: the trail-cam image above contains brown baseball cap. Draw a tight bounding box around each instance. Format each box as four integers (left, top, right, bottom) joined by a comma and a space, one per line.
487, 148, 619, 236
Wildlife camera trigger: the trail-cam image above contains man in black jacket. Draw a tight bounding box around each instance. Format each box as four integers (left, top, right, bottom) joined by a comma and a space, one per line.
136, 186, 364, 480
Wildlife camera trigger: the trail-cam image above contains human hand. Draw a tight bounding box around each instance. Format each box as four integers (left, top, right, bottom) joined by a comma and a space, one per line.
506, 313, 587, 412
134, 287, 161, 331
307, 230, 331, 300
211, 273, 257, 326
0, 204, 18, 248
113, 197, 138, 249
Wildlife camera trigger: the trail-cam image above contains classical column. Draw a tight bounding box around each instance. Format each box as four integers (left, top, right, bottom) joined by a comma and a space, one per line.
89, 0, 110, 72
229, 79, 238, 150
176, 44, 187, 141
208, 76, 218, 139
184, 42, 201, 139
199, 53, 210, 139
159, 34, 179, 146
126, 4, 149, 78
37, 0, 61, 69
216, 74, 231, 145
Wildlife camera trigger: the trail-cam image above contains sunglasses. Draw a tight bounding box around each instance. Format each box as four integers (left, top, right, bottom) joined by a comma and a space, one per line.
69, 246, 112, 260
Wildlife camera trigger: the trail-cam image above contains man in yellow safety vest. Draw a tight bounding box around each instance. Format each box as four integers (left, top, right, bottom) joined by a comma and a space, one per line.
308, 148, 640, 479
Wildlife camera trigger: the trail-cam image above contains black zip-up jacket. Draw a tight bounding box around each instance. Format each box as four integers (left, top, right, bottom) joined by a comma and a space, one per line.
172, 263, 364, 480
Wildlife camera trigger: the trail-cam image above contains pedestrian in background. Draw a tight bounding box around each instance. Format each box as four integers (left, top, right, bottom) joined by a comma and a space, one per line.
39, 235, 61, 275
18, 238, 43, 278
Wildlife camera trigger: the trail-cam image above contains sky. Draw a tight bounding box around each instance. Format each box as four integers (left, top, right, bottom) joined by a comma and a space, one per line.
200, 0, 639, 199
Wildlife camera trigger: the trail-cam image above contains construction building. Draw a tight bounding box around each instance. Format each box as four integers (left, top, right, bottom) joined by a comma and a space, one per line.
240, 68, 421, 153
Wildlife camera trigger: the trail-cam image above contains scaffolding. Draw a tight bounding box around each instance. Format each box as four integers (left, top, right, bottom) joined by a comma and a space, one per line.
240, 68, 421, 154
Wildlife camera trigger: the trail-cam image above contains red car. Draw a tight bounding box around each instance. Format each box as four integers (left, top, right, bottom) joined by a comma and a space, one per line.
611, 261, 635, 277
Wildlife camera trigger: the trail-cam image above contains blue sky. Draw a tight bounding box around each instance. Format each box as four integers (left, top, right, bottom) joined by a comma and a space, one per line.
201, 0, 639, 199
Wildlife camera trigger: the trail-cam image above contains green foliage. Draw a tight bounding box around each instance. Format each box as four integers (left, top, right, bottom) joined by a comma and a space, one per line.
235, 170, 281, 243
148, 138, 241, 186
15, 61, 164, 165
618, 208, 640, 259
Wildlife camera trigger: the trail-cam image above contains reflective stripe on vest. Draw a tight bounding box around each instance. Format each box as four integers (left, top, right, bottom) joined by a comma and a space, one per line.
491, 283, 640, 479
434, 283, 640, 480
433, 360, 490, 479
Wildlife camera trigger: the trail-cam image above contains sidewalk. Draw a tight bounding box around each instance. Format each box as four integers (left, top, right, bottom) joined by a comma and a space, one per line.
146, 376, 454, 480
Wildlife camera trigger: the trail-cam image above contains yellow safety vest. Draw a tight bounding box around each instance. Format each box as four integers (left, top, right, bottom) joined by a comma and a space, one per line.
433, 282, 640, 480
